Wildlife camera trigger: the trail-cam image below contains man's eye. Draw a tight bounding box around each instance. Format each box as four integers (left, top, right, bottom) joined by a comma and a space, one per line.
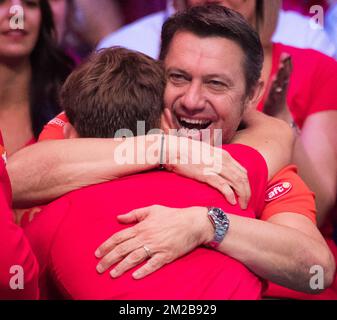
170, 74, 184, 80
208, 80, 226, 89
169, 73, 188, 84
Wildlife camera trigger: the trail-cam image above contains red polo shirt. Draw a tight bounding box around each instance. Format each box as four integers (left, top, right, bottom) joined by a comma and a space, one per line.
25, 144, 267, 300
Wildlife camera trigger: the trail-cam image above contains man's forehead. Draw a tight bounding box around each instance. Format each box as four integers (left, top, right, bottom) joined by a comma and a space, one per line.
164, 32, 245, 75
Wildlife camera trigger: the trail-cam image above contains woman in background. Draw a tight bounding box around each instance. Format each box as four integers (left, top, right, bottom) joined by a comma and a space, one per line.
0, 0, 73, 155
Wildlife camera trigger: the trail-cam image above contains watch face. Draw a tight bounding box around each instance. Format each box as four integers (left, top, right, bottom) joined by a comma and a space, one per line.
212, 208, 228, 228
214, 208, 224, 219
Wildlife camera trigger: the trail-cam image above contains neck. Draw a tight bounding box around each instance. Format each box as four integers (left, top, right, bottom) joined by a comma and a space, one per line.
0, 57, 32, 111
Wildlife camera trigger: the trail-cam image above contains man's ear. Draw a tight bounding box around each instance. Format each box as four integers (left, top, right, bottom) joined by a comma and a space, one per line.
63, 123, 79, 139
245, 80, 265, 112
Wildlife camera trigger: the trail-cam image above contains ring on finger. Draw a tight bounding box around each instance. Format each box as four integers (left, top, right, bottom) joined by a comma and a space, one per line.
143, 245, 152, 259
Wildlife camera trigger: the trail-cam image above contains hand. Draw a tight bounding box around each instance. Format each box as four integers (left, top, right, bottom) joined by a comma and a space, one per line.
161, 111, 251, 210
263, 53, 293, 123
95, 205, 212, 279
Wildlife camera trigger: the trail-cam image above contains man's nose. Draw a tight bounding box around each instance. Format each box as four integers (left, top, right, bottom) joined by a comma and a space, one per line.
180, 81, 206, 115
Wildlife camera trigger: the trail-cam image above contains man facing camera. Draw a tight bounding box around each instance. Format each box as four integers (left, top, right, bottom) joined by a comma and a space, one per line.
24, 46, 269, 299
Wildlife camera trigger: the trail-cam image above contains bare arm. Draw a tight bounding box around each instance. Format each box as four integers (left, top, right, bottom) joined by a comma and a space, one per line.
96, 206, 335, 293
8, 136, 160, 208
292, 111, 337, 227
232, 110, 294, 179
205, 212, 335, 292
8, 135, 250, 209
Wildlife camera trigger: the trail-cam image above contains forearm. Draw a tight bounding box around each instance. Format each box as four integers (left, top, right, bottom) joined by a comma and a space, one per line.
293, 139, 336, 227
292, 113, 337, 227
8, 136, 162, 208
232, 111, 294, 179
199, 211, 335, 293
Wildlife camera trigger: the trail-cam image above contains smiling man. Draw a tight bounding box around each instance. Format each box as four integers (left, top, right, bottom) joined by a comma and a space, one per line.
23, 38, 269, 300
162, 32, 260, 143
15, 5, 335, 300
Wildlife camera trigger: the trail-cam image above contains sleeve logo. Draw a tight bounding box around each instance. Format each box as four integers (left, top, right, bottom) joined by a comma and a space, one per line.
48, 112, 66, 127
265, 182, 292, 202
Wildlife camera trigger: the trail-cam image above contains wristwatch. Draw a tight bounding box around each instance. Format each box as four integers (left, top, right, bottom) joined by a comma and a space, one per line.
207, 207, 230, 248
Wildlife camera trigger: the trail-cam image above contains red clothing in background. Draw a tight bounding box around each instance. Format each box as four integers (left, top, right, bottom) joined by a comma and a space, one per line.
259, 43, 337, 300
258, 43, 337, 129
0, 132, 39, 300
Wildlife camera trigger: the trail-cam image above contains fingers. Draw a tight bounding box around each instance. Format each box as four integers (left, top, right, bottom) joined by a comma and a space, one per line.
204, 168, 250, 209
96, 236, 142, 274
132, 254, 166, 280
95, 227, 136, 259
264, 54, 293, 117
220, 155, 250, 209
117, 207, 151, 224
202, 151, 250, 209
110, 247, 148, 278
204, 174, 236, 205
274, 54, 292, 93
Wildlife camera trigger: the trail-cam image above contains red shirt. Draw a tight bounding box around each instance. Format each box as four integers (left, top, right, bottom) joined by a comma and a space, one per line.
257, 43, 337, 299
258, 43, 337, 129
0, 132, 39, 300
25, 144, 267, 299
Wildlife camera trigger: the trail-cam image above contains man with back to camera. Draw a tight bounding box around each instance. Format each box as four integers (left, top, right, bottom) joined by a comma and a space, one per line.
24, 46, 269, 299
11, 5, 335, 298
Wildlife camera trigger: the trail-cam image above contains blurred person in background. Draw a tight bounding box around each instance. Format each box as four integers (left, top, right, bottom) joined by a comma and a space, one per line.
0, 0, 73, 155
326, 0, 337, 58
68, 0, 123, 51
119, 0, 166, 24
97, 0, 335, 58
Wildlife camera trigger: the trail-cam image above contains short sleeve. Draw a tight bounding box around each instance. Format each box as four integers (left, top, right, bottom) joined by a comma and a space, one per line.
38, 112, 69, 141
260, 165, 316, 224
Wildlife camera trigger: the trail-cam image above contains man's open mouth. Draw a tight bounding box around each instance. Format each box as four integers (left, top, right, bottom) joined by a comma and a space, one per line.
177, 116, 212, 131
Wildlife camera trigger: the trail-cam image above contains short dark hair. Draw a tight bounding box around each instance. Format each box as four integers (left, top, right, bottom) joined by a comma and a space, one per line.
61, 47, 165, 138
159, 4, 264, 95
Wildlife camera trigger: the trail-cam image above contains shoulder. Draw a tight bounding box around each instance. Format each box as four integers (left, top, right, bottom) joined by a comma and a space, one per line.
222, 144, 267, 169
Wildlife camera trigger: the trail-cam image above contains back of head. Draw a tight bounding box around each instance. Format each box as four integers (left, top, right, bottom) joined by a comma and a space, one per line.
62, 47, 165, 138
160, 4, 264, 95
